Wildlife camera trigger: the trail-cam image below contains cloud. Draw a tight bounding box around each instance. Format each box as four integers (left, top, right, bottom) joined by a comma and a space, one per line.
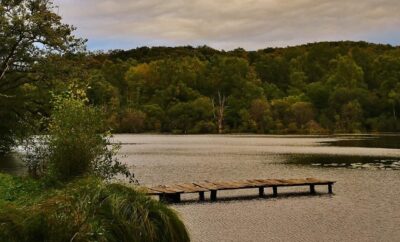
53, 0, 400, 50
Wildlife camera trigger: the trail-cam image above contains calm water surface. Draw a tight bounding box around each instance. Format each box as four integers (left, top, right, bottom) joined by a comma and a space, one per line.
1, 134, 400, 241
116, 134, 400, 242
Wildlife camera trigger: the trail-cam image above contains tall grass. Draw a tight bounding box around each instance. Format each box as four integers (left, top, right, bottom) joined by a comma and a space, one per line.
0, 176, 190, 242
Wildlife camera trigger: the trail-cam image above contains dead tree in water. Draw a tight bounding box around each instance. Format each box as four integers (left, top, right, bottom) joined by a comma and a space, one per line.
212, 91, 226, 134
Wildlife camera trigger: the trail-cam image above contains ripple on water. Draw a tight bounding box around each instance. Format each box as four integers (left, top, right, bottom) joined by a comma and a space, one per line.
115, 134, 400, 242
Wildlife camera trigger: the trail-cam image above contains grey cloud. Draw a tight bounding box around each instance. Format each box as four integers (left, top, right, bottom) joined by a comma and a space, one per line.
54, 0, 400, 50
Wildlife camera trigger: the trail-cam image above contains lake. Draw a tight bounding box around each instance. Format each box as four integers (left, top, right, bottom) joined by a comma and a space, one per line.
116, 134, 400, 242
1, 134, 400, 241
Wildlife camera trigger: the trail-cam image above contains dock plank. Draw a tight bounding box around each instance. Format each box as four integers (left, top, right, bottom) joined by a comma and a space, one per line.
150, 185, 184, 194
173, 183, 208, 193
193, 182, 218, 190
145, 188, 162, 195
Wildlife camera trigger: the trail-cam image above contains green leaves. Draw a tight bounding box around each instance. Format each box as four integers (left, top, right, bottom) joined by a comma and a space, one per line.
0, 0, 85, 154
20, 90, 135, 182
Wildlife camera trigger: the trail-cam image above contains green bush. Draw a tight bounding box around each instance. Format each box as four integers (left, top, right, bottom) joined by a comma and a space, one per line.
0, 176, 190, 242
39, 91, 134, 182
191, 121, 216, 134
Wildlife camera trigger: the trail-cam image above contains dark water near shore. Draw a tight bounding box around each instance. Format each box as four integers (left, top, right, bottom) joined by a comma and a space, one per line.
116, 134, 400, 242
2, 134, 400, 241
0, 153, 25, 175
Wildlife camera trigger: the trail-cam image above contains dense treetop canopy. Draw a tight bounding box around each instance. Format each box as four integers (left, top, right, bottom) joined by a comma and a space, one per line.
76, 41, 400, 134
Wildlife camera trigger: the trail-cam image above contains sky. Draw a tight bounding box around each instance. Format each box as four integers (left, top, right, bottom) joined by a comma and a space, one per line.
53, 0, 400, 51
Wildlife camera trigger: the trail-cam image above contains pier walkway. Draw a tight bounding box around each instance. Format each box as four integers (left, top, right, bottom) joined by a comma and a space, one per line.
144, 178, 336, 203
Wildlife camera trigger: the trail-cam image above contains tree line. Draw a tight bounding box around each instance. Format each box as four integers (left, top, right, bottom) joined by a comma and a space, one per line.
1, 1, 400, 143
69, 42, 400, 134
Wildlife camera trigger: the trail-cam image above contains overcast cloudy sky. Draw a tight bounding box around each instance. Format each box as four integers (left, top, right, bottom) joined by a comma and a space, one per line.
53, 0, 400, 51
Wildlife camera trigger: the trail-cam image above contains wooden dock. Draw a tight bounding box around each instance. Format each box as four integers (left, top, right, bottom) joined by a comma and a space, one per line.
144, 178, 336, 203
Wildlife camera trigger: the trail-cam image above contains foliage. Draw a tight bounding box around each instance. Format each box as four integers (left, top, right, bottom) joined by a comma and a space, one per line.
0, 175, 190, 242
119, 109, 147, 133
18, 90, 134, 182
55, 41, 400, 134
0, 173, 44, 205
0, 0, 85, 153
44, 91, 134, 182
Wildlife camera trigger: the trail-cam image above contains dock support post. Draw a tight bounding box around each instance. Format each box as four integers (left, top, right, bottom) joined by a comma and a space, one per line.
259, 187, 265, 197
199, 191, 205, 201
328, 184, 333, 194
272, 186, 278, 197
175, 193, 181, 203
210, 190, 217, 201
160, 193, 181, 203
310, 185, 316, 195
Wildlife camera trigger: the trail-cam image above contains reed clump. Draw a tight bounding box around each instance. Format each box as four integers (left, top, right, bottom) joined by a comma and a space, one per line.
0, 175, 190, 242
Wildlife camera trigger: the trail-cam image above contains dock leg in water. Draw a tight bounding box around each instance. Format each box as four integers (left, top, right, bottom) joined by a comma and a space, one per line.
272, 186, 278, 197
199, 191, 205, 201
259, 187, 265, 197
310, 185, 316, 195
210, 190, 217, 201
328, 184, 333, 194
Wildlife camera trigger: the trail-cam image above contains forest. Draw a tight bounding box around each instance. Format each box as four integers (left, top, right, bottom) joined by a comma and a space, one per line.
2, 40, 400, 148
26, 41, 400, 135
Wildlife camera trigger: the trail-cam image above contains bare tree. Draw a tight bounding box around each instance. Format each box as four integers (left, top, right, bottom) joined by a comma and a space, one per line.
212, 91, 226, 134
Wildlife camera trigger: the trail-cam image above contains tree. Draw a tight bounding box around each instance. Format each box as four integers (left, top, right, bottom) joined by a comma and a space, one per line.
388, 83, 400, 120
306, 82, 330, 109
168, 97, 213, 134
0, 0, 84, 153
0, 0, 84, 93
291, 101, 315, 129
288, 57, 307, 96
338, 100, 364, 133
142, 104, 164, 131
249, 98, 272, 133
327, 55, 365, 89
124, 63, 151, 107
212, 91, 226, 134
119, 109, 147, 133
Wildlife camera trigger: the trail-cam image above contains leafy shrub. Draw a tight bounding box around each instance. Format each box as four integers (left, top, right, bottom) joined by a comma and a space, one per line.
47, 92, 134, 182
20, 90, 134, 182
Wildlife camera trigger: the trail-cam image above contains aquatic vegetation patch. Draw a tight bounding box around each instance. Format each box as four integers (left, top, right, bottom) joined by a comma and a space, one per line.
289, 154, 400, 171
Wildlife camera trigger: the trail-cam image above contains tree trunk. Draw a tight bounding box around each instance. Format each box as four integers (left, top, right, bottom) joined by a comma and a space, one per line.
218, 111, 223, 134
213, 91, 226, 134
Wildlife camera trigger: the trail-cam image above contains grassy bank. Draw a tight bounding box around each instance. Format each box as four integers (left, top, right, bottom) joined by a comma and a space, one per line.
0, 173, 190, 242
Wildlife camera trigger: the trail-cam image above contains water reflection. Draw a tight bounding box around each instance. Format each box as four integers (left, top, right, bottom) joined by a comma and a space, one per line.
0, 153, 25, 175
288, 154, 400, 170
321, 134, 400, 149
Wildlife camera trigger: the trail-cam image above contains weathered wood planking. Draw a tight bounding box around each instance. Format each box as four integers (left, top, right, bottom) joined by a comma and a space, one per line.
144, 178, 336, 203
